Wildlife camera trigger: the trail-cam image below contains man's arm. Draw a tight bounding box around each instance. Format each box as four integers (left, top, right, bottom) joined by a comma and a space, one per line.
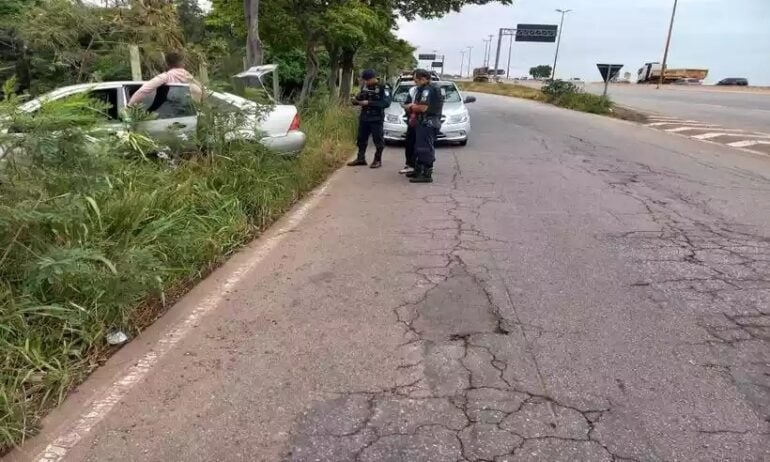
367, 86, 391, 109
128, 73, 169, 107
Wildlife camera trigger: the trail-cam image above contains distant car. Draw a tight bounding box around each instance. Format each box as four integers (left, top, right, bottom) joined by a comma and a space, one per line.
673, 78, 702, 85
383, 80, 475, 146
14, 66, 306, 155
717, 78, 749, 86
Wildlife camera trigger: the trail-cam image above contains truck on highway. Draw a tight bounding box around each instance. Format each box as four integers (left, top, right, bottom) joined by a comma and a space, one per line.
473, 67, 490, 83
637, 62, 708, 84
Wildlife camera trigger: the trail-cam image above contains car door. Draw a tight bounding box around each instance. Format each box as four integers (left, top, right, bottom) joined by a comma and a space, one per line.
124, 84, 198, 140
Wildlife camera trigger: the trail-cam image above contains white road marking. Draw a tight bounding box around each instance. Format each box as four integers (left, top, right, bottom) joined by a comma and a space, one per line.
665, 126, 743, 133
647, 121, 709, 127
692, 132, 770, 140
727, 140, 770, 148
34, 179, 336, 462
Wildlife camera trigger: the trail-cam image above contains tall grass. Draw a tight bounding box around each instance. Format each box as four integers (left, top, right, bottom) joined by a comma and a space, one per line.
0, 92, 355, 452
459, 80, 612, 115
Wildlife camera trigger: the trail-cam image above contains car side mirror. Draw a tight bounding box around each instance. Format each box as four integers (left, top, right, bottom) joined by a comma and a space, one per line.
463, 96, 476, 104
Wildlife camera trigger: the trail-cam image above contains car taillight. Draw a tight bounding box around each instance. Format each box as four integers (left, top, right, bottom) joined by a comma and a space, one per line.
289, 114, 300, 131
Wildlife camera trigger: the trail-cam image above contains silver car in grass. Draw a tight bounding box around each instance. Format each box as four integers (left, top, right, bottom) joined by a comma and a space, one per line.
11, 65, 306, 155
383, 80, 475, 146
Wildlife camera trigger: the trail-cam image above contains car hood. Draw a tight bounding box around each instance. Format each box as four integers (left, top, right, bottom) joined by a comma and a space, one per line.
385, 101, 466, 116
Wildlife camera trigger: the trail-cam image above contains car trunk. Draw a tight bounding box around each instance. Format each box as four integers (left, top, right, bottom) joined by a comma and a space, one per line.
232, 65, 297, 138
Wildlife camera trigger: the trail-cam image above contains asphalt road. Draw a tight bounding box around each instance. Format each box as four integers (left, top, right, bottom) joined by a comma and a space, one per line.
585, 83, 770, 133
13, 94, 770, 462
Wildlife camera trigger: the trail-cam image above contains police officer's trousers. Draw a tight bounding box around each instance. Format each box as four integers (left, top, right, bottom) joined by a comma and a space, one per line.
405, 125, 417, 168
356, 120, 384, 161
415, 119, 440, 168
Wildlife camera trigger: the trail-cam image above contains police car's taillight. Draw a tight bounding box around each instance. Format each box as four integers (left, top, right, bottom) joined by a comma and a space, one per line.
289, 114, 300, 131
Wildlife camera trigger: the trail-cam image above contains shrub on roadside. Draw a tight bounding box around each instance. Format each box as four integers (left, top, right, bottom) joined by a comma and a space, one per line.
0, 90, 355, 451
542, 80, 612, 115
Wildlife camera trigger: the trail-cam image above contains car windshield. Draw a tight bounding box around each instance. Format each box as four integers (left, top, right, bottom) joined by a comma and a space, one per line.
392, 83, 462, 103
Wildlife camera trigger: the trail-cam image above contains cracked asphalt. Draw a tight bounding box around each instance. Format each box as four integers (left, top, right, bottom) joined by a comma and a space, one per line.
24, 93, 770, 462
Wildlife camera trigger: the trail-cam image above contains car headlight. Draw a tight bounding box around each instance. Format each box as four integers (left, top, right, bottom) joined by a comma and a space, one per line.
385, 114, 401, 123
449, 112, 469, 124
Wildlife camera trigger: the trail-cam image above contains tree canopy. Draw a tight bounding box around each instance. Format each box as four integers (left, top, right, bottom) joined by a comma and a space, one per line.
530, 64, 553, 79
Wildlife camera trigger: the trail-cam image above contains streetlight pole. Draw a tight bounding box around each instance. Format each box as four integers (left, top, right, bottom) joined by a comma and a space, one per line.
658, 0, 679, 89
467, 46, 474, 77
484, 34, 494, 67
460, 50, 466, 78
552, 9, 572, 81
486, 34, 494, 67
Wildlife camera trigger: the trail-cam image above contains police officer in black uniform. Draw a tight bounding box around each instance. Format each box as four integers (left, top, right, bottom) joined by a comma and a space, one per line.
348, 69, 391, 169
405, 69, 443, 183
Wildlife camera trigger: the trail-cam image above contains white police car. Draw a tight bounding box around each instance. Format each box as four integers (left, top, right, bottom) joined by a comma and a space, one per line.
383, 80, 475, 146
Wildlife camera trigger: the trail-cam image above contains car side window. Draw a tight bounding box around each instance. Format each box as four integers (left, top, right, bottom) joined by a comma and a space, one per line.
126, 85, 196, 119
87, 88, 119, 120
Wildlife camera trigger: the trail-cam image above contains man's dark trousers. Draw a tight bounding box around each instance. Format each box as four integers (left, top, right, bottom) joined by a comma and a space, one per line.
415, 119, 439, 169
405, 125, 417, 168
356, 120, 384, 161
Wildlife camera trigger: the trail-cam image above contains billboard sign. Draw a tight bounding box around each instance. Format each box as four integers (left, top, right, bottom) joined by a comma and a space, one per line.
515, 24, 558, 43
418, 53, 437, 61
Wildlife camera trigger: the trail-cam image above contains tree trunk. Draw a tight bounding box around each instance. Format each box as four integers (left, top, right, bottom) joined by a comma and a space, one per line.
298, 42, 319, 105
326, 45, 341, 100
14, 38, 31, 93
338, 48, 356, 103
244, 0, 263, 67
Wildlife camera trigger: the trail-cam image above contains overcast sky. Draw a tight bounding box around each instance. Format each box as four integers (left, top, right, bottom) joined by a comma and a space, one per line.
397, 0, 769, 85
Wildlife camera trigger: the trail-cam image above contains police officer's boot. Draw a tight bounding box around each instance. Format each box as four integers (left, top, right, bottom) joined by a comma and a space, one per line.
347, 152, 367, 167
405, 164, 421, 178
409, 165, 433, 183
370, 149, 383, 169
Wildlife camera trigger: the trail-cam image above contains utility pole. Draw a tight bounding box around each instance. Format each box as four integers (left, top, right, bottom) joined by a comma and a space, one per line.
658, 0, 679, 89
506, 33, 514, 79
460, 50, 467, 78
552, 9, 572, 81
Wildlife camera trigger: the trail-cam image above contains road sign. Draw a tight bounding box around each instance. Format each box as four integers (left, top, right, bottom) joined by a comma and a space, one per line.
597, 64, 624, 97
418, 54, 437, 61
597, 64, 624, 83
515, 24, 558, 43
431, 61, 443, 68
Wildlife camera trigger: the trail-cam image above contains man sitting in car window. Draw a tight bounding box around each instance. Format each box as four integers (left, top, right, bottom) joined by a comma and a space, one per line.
128, 51, 203, 108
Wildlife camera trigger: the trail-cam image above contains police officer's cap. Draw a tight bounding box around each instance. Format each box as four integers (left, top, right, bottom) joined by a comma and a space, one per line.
361, 69, 377, 80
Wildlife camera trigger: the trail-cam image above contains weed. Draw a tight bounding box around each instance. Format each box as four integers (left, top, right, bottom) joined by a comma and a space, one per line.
0, 90, 355, 452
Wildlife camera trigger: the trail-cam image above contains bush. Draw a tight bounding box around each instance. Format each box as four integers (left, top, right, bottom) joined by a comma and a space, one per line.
557, 92, 612, 114
541, 80, 612, 115
0, 89, 355, 451
541, 80, 580, 101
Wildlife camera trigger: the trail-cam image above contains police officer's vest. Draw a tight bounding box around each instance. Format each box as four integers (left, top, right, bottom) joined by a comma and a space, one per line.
359, 84, 387, 121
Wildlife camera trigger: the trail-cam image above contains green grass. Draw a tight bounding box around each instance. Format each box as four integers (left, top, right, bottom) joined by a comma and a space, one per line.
0, 97, 356, 453
458, 80, 647, 122
457, 81, 547, 102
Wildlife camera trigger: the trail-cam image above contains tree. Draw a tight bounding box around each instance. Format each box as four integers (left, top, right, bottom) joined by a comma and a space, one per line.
244, 0, 263, 66
530, 64, 552, 79
175, 0, 206, 44
322, 0, 386, 100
